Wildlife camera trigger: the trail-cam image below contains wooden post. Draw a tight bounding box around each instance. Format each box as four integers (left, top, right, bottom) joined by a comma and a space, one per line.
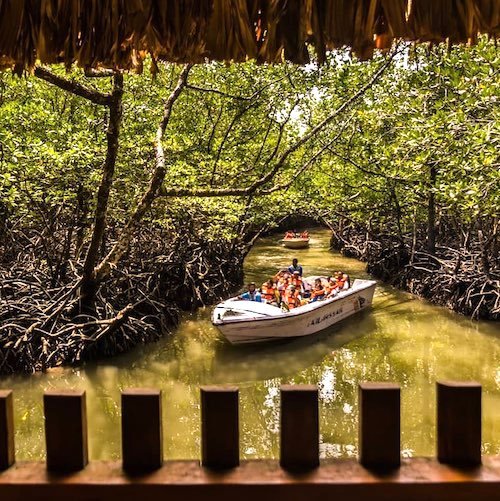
200, 386, 239, 469
359, 383, 400, 469
437, 381, 481, 466
0, 390, 14, 470
122, 389, 163, 472
280, 385, 319, 470
44, 390, 88, 472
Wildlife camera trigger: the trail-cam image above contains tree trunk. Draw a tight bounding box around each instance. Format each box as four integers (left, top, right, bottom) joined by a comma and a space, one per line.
478, 225, 491, 277
75, 184, 91, 259
79, 73, 123, 305
410, 205, 417, 264
391, 183, 404, 243
426, 163, 437, 254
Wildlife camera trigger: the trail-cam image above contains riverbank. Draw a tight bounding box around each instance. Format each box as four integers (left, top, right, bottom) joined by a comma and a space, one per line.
0, 223, 247, 374
327, 223, 500, 321
2, 216, 498, 375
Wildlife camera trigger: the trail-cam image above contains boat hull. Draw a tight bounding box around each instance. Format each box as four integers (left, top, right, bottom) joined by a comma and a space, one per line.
281, 238, 310, 249
213, 280, 376, 344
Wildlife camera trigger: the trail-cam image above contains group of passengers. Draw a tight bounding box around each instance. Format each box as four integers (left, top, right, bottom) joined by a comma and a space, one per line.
239, 258, 350, 310
284, 230, 309, 239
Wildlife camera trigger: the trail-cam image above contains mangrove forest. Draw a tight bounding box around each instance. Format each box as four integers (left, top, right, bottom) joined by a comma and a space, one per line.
1, 37, 498, 373
0, 4, 499, 499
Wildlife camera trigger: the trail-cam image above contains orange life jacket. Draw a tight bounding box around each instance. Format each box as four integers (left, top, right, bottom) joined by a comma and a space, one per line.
285, 290, 300, 309
327, 281, 338, 292
261, 284, 276, 301
277, 278, 288, 295
311, 286, 325, 299
336, 279, 345, 290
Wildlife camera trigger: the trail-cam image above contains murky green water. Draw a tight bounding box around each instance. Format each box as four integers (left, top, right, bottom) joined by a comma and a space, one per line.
1, 229, 499, 460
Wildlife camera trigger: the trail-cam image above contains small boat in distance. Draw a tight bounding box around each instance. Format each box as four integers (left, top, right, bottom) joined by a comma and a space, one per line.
212, 278, 376, 344
282, 230, 310, 249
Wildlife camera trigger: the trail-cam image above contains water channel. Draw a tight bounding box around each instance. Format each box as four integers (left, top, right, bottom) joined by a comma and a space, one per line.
1, 229, 499, 460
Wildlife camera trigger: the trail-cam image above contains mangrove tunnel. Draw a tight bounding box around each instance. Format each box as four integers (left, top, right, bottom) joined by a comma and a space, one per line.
0, 1, 498, 492
1, 40, 499, 373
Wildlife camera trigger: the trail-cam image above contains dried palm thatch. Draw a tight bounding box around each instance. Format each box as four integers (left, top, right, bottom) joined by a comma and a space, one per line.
206, 0, 258, 61
0, 0, 498, 72
258, 0, 311, 64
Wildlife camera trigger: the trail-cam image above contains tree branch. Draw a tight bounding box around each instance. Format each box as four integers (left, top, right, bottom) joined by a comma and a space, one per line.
327, 146, 417, 184
161, 51, 397, 199
209, 100, 260, 185
186, 84, 251, 101
94, 64, 193, 281
186, 75, 288, 103
262, 117, 354, 194
34, 67, 111, 106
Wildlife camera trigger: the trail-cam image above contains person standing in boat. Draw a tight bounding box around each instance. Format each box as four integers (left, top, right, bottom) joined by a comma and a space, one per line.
287, 258, 303, 276
239, 282, 262, 302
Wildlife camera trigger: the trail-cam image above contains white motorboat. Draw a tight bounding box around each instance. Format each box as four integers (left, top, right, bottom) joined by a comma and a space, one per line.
282, 237, 310, 249
212, 278, 376, 344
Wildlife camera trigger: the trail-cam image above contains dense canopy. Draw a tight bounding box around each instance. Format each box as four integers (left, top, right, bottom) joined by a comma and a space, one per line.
0, 0, 499, 71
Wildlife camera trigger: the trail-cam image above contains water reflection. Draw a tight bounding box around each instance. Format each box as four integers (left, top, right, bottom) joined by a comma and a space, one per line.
212, 311, 375, 382
1, 229, 499, 460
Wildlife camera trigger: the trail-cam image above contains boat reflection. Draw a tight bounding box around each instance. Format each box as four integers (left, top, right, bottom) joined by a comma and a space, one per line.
211, 311, 376, 382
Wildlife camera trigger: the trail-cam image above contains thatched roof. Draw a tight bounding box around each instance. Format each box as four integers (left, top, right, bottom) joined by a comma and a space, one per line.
0, 0, 498, 72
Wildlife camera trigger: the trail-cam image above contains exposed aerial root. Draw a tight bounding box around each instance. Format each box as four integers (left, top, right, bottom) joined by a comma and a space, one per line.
0, 224, 246, 375
329, 224, 499, 321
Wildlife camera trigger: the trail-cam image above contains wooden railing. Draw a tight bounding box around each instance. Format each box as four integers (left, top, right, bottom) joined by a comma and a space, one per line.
0, 381, 499, 500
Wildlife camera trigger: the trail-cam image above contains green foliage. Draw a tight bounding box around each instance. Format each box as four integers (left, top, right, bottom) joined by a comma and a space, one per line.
310, 39, 499, 239
0, 38, 498, 251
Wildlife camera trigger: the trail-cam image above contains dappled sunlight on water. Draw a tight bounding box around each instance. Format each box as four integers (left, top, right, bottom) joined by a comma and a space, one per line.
1, 229, 499, 460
